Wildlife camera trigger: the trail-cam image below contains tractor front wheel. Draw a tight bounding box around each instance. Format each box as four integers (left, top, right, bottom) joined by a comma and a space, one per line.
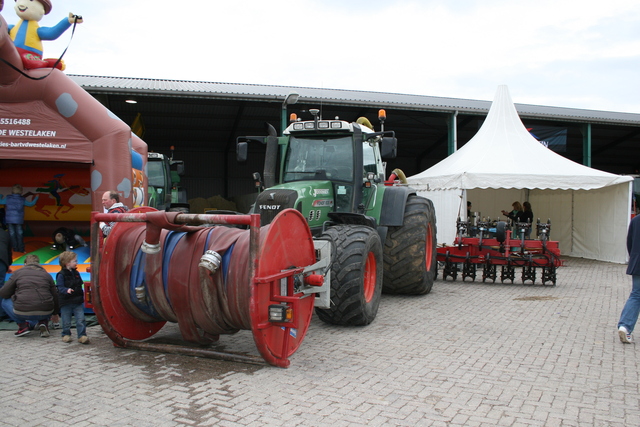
383, 195, 437, 295
315, 225, 383, 326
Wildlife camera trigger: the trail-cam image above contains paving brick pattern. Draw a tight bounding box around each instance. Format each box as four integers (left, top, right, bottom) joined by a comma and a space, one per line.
1, 257, 638, 426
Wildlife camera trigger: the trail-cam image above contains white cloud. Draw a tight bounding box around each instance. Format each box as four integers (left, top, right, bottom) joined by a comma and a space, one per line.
8, 0, 640, 112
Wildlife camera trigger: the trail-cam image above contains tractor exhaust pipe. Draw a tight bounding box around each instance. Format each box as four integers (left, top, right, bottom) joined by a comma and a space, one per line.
263, 123, 279, 188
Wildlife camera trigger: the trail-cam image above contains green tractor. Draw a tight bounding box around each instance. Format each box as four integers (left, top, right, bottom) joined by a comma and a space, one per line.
237, 109, 437, 326
147, 147, 189, 212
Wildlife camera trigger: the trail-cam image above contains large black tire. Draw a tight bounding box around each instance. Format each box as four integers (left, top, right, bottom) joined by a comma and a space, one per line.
315, 225, 383, 326
383, 195, 437, 295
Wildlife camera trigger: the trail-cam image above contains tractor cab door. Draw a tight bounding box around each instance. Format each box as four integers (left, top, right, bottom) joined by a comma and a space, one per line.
361, 140, 386, 213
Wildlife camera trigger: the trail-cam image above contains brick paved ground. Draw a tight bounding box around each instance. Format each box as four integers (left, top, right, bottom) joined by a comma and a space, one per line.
0, 257, 638, 426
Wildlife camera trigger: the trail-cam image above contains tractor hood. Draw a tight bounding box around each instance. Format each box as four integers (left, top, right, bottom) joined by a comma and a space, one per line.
254, 181, 336, 230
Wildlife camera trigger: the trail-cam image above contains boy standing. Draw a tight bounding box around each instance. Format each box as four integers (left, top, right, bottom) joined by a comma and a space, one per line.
56, 251, 89, 344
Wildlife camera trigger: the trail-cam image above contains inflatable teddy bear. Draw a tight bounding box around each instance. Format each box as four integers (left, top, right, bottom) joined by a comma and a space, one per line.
8, 0, 83, 70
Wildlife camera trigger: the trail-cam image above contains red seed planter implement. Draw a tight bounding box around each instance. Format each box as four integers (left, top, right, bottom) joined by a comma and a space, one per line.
437, 219, 563, 285
91, 208, 326, 368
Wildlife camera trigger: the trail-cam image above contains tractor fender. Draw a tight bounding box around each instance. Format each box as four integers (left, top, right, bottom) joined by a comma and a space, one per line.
379, 186, 415, 227
325, 212, 388, 245
327, 212, 376, 228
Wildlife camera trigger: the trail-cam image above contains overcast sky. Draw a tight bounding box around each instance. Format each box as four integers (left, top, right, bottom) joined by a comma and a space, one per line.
6, 0, 640, 113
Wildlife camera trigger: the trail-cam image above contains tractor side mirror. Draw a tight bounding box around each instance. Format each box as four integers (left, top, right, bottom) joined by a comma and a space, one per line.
380, 137, 397, 160
237, 141, 248, 163
253, 172, 263, 191
172, 161, 185, 176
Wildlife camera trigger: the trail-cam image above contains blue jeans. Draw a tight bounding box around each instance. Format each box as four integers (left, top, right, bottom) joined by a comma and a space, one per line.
618, 275, 640, 333
1, 298, 50, 326
60, 303, 87, 338
7, 223, 24, 252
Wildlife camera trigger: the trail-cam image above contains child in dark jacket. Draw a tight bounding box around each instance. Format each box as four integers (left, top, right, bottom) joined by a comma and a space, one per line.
56, 251, 89, 344
1, 184, 38, 253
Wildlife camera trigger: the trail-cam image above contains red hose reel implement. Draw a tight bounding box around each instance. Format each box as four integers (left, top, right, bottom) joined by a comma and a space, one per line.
91, 208, 327, 368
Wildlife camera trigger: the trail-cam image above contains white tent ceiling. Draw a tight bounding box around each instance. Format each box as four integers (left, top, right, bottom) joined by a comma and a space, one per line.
407, 85, 632, 263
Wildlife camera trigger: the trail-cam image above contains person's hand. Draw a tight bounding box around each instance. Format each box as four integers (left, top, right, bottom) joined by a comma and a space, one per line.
68, 13, 84, 24
67, 288, 74, 294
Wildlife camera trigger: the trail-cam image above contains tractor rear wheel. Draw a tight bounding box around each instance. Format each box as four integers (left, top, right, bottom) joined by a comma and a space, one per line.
383, 195, 437, 295
315, 225, 383, 326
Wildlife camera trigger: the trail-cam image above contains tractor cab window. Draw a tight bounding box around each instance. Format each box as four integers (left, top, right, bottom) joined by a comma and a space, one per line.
147, 160, 168, 187
283, 136, 354, 183
363, 142, 377, 178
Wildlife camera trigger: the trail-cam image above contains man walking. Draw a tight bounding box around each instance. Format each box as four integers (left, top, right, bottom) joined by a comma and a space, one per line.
618, 214, 640, 343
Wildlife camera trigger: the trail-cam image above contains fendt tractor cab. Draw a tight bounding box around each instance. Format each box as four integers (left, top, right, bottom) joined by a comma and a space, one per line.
237, 109, 437, 326
147, 146, 189, 212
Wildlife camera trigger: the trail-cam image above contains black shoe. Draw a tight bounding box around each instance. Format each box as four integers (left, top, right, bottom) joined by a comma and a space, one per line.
15, 323, 31, 337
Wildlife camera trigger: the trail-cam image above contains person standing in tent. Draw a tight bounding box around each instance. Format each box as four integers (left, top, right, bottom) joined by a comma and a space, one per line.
617, 215, 640, 343
521, 202, 533, 223
501, 201, 524, 223
522, 202, 534, 237
502, 201, 527, 238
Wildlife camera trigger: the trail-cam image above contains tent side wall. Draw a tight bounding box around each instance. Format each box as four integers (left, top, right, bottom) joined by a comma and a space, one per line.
567, 183, 631, 263
527, 189, 574, 256
416, 189, 461, 246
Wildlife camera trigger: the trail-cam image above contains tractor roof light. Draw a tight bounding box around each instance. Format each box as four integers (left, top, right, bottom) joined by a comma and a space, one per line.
269, 304, 293, 322
318, 121, 329, 129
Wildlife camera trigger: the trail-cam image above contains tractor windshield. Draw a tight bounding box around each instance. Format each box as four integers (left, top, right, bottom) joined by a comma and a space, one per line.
147, 159, 168, 187
283, 135, 354, 183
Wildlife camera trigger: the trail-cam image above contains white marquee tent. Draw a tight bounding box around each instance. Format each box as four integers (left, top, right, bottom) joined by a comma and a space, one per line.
407, 85, 633, 263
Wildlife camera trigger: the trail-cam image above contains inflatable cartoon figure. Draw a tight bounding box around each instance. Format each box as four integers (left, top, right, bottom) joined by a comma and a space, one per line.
7, 0, 83, 70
